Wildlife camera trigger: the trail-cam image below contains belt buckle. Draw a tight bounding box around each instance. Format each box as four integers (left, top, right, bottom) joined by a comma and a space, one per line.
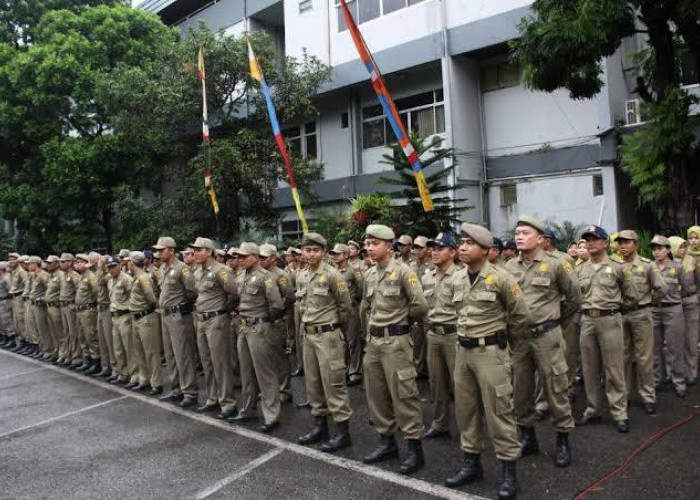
590, 309, 600, 318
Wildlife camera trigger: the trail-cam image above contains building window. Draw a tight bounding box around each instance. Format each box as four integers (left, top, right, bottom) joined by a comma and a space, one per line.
299, 0, 313, 13
280, 219, 306, 240
481, 61, 521, 92
500, 184, 517, 207
681, 49, 699, 87
361, 89, 444, 149
285, 122, 318, 159
337, 0, 426, 32
592, 174, 604, 196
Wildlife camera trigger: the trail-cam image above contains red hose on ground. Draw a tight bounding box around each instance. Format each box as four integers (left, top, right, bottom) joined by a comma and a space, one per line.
573, 408, 700, 499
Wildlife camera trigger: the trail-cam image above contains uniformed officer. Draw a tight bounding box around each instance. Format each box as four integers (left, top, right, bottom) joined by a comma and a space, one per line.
0, 262, 14, 346
44, 255, 63, 363
294, 234, 353, 451
488, 238, 505, 267
615, 230, 666, 414
445, 223, 529, 500
506, 215, 579, 469
347, 240, 365, 272
361, 224, 428, 475
503, 240, 517, 261
227, 247, 244, 388
542, 228, 575, 265
410, 235, 432, 379
106, 256, 133, 385
650, 235, 687, 397
153, 236, 199, 408
229, 242, 285, 431
23, 256, 39, 356
95, 255, 116, 378
395, 234, 414, 266
75, 254, 101, 374
575, 225, 629, 433
329, 243, 364, 386
118, 249, 131, 272
59, 253, 82, 368
292, 249, 308, 378
8, 254, 27, 351
30, 256, 52, 359
421, 232, 459, 439
191, 237, 239, 419
259, 243, 295, 404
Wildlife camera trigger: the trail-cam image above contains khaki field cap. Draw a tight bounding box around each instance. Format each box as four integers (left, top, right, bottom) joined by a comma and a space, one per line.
347, 240, 361, 250
460, 223, 494, 248
615, 230, 639, 241
365, 224, 395, 241
288, 246, 302, 256
329, 243, 350, 255
397, 234, 413, 246
226, 246, 239, 256
29, 256, 42, 264
129, 251, 146, 264
45, 255, 59, 263
58, 253, 74, 262
18, 255, 30, 263
153, 236, 177, 250
650, 234, 671, 248
301, 232, 328, 248
190, 237, 214, 250
214, 249, 226, 257
516, 215, 545, 233
75, 253, 89, 262
259, 244, 278, 258
88, 252, 100, 266
8, 252, 19, 260
118, 249, 130, 259
0, 261, 7, 270
413, 236, 429, 248
236, 242, 260, 256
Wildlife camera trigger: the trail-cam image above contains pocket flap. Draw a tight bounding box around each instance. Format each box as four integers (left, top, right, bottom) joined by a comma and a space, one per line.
495, 382, 512, 398
383, 287, 401, 297
532, 277, 551, 287
313, 287, 329, 296
397, 367, 417, 381
329, 359, 346, 371
552, 360, 568, 376
452, 291, 464, 302
475, 291, 496, 302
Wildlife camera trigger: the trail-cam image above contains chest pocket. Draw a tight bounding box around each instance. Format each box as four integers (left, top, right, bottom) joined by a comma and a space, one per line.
245, 283, 260, 295
474, 291, 497, 302
452, 291, 464, 303
383, 286, 401, 297
532, 276, 551, 287
313, 287, 329, 297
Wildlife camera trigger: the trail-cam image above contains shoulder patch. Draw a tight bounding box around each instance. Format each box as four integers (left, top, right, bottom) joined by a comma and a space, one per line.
264, 278, 274, 289
218, 270, 229, 282
181, 267, 189, 275
407, 274, 419, 289
561, 260, 573, 275
509, 282, 523, 298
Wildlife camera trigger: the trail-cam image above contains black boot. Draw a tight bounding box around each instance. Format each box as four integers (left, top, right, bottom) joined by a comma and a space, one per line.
85, 360, 101, 376
76, 358, 92, 372
445, 453, 483, 487
362, 434, 399, 464
497, 460, 517, 499
399, 439, 424, 475
11, 340, 25, 353
518, 425, 539, 456
298, 416, 329, 445
320, 421, 351, 453
555, 432, 571, 468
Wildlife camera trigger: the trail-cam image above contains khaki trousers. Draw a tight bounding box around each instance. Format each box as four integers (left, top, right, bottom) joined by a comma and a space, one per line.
162, 311, 198, 396
622, 308, 655, 403
0, 300, 14, 337
363, 333, 423, 439
238, 321, 280, 423
97, 307, 115, 374
304, 327, 352, 422
229, 316, 241, 386
294, 304, 304, 372
24, 301, 38, 345
681, 296, 699, 381
133, 313, 162, 388
653, 304, 686, 391
112, 313, 131, 378
513, 326, 574, 432
454, 344, 520, 461
33, 304, 51, 353
59, 306, 78, 362
580, 314, 627, 421
346, 305, 364, 377
77, 308, 100, 360
426, 330, 456, 432
412, 321, 428, 377
196, 314, 236, 412
46, 305, 62, 357
272, 319, 291, 395
11, 296, 25, 340
562, 312, 580, 392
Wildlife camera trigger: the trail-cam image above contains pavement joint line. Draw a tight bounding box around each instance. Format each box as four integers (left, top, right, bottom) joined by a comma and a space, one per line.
0, 349, 487, 500
193, 448, 284, 499
0, 395, 128, 440
0, 366, 49, 381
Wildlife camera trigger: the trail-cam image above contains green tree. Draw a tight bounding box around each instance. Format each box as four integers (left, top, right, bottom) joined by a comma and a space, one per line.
378, 134, 471, 237
512, 0, 700, 227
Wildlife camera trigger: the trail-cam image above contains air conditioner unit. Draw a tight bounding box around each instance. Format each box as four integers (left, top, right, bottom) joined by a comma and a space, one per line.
625, 99, 642, 125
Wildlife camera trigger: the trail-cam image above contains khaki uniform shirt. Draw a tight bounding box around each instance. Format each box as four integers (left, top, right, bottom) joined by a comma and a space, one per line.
678, 255, 700, 297
194, 261, 238, 313
454, 261, 530, 339
361, 257, 427, 328
655, 261, 684, 305
130, 269, 158, 312
9, 267, 26, 295
410, 258, 434, 279
108, 271, 133, 313
577, 256, 626, 310
45, 270, 62, 303
421, 262, 460, 325
96, 269, 110, 304
31, 270, 49, 300
268, 266, 295, 310
22, 271, 33, 299
159, 260, 197, 309
60, 269, 80, 303
619, 255, 667, 308
505, 249, 581, 323
238, 265, 283, 320
75, 270, 98, 305
299, 262, 352, 327
337, 263, 363, 305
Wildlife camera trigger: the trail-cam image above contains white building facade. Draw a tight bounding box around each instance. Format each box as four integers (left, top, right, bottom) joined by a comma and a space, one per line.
138, 0, 641, 239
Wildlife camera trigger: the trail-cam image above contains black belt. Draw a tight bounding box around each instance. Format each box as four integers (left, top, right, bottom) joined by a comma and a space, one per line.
132, 309, 155, 319
458, 331, 507, 349
198, 310, 228, 320
240, 316, 269, 326
305, 322, 341, 334
22, 297, 30, 302
32, 300, 46, 307
656, 302, 681, 309
621, 303, 651, 314
112, 310, 130, 317
531, 319, 559, 338
46, 301, 61, 307
165, 302, 192, 315
77, 302, 96, 311
98, 304, 110, 311
60, 300, 74, 307
430, 323, 458, 335
581, 309, 619, 318
9, 292, 22, 298
369, 324, 410, 337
